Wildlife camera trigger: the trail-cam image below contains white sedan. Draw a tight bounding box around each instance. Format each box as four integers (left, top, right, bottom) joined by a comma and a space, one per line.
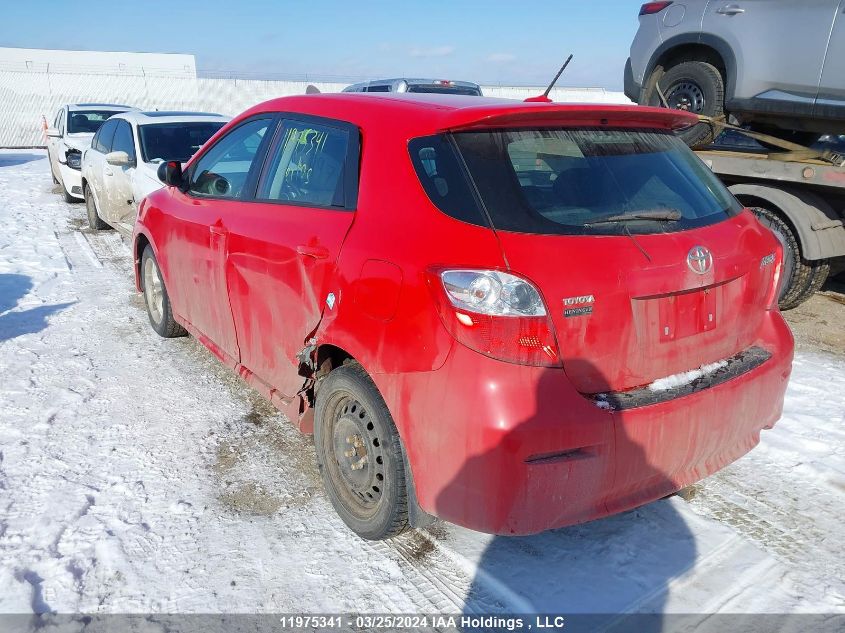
81, 111, 229, 235
46, 103, 136, 202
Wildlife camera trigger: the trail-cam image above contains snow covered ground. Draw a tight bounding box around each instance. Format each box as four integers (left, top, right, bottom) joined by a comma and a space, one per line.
0, 150, 843, 619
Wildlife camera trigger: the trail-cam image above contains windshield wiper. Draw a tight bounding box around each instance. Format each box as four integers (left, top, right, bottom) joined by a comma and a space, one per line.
584, 209, 682, 226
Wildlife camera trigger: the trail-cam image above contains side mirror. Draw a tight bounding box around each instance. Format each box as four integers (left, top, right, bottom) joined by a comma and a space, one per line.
46, 127, 61, 138
106, 150, 131, 166
157, 161, 184, 188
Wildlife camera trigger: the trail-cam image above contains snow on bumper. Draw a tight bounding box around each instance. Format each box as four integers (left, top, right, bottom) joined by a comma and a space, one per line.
379, 311, 793, 535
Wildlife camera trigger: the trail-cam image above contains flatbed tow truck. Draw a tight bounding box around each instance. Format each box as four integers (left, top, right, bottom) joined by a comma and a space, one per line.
695, 137, 845, 310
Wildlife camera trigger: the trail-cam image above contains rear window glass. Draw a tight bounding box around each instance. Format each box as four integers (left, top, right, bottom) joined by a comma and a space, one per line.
139, 122, 225, 163
410, 128, 742, 235
407, 85, 482, 96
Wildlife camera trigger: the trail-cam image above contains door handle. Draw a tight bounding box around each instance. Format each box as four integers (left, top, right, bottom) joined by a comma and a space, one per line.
297, 244, 329, 259
209, 225, 228, 236
716, 5, 745, 14
104, 168, 113, 176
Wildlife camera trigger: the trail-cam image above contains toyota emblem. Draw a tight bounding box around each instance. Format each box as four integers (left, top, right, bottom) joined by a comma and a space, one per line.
687, 246, 713, 274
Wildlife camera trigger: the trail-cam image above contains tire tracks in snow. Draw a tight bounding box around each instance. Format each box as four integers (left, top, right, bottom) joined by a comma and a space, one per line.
73, 218, 489, 615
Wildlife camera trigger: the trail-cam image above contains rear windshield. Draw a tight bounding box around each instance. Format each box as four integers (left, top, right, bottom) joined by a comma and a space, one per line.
409, 128, 742, 235
139, 121, 226, 163
67, 111, 119, 134
406, 85, 482, 96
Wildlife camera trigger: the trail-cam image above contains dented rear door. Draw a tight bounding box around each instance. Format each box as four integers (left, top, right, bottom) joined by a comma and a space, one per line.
224, 116, 359, 398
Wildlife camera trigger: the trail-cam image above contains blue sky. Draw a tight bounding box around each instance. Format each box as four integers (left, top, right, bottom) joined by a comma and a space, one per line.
0, 0, 642, 89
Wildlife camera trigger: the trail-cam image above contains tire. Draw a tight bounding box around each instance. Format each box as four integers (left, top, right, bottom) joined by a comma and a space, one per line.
140, 246, 186, 338
751, 207, 827, 310
85, 186, 110, 230
63, 186, 78, 203
314, 361, 409, 540
792, 259, 830, 307
641, 61, 725, 148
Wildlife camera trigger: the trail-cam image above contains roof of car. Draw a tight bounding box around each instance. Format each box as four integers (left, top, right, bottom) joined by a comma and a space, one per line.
68, 103, 137, 112
234, 93, 698, 137
110, 110, 231, 125
344, 78, 481, 91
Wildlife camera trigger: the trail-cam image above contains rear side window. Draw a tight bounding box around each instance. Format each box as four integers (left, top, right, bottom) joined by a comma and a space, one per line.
111, 120, 136, 162
408, 135, 487, 226
188, 118, 271, 199
411, 128, 742, 235
257, 120, 350, 208
93, 119, 118, 153
453, 128, 742, 235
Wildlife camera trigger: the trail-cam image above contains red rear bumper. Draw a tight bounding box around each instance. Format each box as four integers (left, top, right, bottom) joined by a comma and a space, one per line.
376, 310, 793, 535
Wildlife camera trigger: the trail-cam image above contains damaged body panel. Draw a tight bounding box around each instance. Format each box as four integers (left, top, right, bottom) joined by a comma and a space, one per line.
134, 93, 793, 537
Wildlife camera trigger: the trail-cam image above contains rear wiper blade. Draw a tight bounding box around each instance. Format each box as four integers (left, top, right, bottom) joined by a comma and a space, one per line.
584, 210, 682, 226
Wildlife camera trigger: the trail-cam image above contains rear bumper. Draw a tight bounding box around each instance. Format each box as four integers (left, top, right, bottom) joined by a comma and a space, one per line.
380, 310, 793, 535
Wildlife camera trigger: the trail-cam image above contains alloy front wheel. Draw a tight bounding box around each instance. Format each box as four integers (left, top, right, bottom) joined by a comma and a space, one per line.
140, 246, 186, 338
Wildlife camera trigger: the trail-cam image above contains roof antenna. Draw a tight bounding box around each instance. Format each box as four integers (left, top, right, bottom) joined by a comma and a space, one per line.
525, 54, 573, 103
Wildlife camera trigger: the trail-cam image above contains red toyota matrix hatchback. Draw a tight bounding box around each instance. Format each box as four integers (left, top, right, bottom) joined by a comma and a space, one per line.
134, 94, 793, 539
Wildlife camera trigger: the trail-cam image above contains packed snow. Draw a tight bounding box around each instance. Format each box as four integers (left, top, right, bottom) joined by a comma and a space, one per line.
648, 359, 729, 392
0, 150, 843, 619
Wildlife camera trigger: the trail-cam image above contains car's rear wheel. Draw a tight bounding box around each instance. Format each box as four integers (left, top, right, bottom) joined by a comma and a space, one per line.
85, 186, 110, 230
141, 246, 186, 338
642, 61, 725, 148
751, 207, 829, 310
314, 361, 409, 540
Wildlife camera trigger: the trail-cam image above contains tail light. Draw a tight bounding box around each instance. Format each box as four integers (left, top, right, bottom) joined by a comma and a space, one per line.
640, 1, 673, 15
426, 268, 561, 367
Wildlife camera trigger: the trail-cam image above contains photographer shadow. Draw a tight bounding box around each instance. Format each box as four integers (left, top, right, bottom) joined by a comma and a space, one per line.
0, 273, 73, 343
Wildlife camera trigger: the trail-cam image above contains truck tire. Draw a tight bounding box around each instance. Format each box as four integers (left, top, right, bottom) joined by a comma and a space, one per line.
751, 207, 827, 310
792, 260, 830, 307
641, 61, 724, 148
314, 361, 409, 540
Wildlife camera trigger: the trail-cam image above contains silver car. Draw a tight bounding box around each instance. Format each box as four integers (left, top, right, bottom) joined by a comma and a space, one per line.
342, 78, 483, 96
625, 0, 845, 147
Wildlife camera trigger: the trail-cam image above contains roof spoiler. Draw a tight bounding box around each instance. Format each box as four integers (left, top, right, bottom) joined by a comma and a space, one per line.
438, 105, 699, 133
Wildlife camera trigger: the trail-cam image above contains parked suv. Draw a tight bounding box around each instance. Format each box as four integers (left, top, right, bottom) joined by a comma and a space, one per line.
81, 111, 228, 235
46, 104, 136, 202
625, 0, 845, 147
134, 94, 792, 539
343, 78, 482, 96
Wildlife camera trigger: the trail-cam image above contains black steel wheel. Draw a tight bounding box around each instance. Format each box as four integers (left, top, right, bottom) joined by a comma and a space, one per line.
314, 361, 409, 540
642, 61, 725, 148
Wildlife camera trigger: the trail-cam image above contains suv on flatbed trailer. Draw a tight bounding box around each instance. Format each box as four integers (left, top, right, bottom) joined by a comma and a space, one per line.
626, 0, 845, 148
